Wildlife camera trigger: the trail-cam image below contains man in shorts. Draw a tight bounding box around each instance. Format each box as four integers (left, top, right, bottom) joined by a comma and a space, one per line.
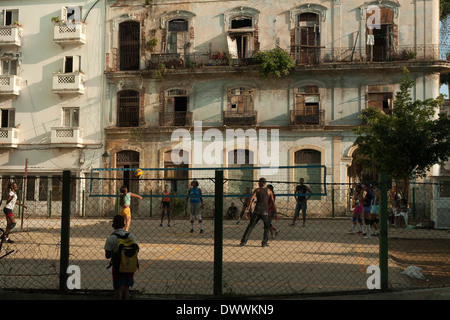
186, 179, 203, 233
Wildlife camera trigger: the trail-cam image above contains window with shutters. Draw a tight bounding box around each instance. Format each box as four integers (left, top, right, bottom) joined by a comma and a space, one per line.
119, 21, 140, 71
63, 56, 81, 73
0, 59, 18, 75
117, 90, 139, 127
167, 19, 189, 54
366, 7, 397, 62
62, 107, 79, 127
160, 89, 191, 126
224, 87, 256, 125
59, 6, 82, 24
294, 13, 321, 64
367, 85, 393, 114
0, 109, 15, 128
228, 17, 254, 59
0, 10, 19, 26
224, 7, 259, 60
291, 86, 324, 126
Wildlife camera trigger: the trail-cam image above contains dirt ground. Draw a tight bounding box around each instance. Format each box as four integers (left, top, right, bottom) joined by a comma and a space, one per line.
389, 237, 450, 288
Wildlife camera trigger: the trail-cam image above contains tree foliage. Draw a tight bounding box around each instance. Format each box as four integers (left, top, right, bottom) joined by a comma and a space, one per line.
353, 68, 450, 181
254, 48, 295, 79
441, 0, 450, 20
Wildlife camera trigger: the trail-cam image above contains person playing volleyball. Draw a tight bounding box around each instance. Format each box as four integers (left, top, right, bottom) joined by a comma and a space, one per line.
240, 178, 275, 247
290, 178, 312, 227
119, 185, 142, 232
2, 182, 27, 244
186, 179, 203, 233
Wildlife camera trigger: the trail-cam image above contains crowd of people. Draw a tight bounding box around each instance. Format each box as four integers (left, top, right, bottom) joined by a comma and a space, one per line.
349, 183, 409, 238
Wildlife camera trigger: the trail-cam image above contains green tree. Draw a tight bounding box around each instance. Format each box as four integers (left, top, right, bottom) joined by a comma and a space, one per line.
254, 48, 295, 79
353, 68, 450, 195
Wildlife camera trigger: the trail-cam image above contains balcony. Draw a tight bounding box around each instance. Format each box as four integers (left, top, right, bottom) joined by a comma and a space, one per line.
146, 52, 257, 70
291, 45, 442, 65
51, 127, 83, 147
52, 72, 85, 95
0, 75, 20, 95
53, 23, 86, 46
223, 111, 257, 126
159, 111, 193, 127
290, 110, 325, 128
0, 127, 19, 148
0, 26, 22, 47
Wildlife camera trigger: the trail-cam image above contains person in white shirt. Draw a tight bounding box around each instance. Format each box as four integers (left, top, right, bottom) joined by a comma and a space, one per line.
2, 182, 27, 244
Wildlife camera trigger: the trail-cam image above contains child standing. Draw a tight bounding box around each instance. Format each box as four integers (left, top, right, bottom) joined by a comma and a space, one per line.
119, 185, 142, 232
349, 184, 364, 234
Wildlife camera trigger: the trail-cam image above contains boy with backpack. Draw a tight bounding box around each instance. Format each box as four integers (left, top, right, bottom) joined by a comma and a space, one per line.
105, 215, 139, 300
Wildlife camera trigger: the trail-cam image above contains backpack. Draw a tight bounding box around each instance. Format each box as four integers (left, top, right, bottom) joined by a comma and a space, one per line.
108, 232, 139, 273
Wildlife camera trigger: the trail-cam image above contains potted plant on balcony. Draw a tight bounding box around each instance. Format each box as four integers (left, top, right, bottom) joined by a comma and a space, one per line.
51, 16, 61, 24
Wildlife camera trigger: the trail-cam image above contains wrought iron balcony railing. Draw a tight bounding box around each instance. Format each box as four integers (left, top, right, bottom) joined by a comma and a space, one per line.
159, 111, 193, 127
290, 110, 325, 127
223, 111, 257, 126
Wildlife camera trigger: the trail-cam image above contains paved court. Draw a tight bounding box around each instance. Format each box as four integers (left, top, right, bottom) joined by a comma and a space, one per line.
0, 217, 447, 296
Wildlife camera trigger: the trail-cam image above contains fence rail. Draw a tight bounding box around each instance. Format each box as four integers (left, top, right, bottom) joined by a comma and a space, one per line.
0, 170, 449, 297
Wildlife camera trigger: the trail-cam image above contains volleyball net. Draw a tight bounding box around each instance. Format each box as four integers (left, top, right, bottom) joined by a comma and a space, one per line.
87, 165, 329, 218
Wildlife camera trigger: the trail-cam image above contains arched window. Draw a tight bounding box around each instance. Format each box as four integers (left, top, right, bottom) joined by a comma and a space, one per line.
227, 149, 254, 195
119, 21, 140, 70
294, 149, 321, 199
117, 90, 139, 127
116, 150, 140, 195
295, 12, 320, 64
164, 149, 189, 193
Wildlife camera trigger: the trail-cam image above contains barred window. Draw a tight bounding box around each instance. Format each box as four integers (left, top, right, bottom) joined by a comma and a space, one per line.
117, 90, 139, 127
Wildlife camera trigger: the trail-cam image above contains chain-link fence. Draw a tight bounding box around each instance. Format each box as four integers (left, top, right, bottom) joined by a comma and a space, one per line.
0, 169, 449, 297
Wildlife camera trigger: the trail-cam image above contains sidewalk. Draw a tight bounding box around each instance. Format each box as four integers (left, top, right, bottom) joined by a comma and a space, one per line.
1, 287, 449, 300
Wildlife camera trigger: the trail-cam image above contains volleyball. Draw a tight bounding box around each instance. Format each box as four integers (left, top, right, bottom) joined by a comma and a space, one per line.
134, 168, 143, 178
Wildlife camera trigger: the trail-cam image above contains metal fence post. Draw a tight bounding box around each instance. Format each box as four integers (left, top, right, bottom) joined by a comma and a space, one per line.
379, 172, 389, 290
59, 170, 71, 291
214, 169, 224, 296
331, 187, 335, 218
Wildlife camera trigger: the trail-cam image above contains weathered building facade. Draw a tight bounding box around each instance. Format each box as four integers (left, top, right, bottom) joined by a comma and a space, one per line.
1, 0, 448, 217
103, 0, 449, 206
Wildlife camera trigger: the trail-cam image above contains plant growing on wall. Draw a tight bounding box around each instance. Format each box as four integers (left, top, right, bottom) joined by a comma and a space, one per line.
254, 48, 295, 78
146, 38, 158, 52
